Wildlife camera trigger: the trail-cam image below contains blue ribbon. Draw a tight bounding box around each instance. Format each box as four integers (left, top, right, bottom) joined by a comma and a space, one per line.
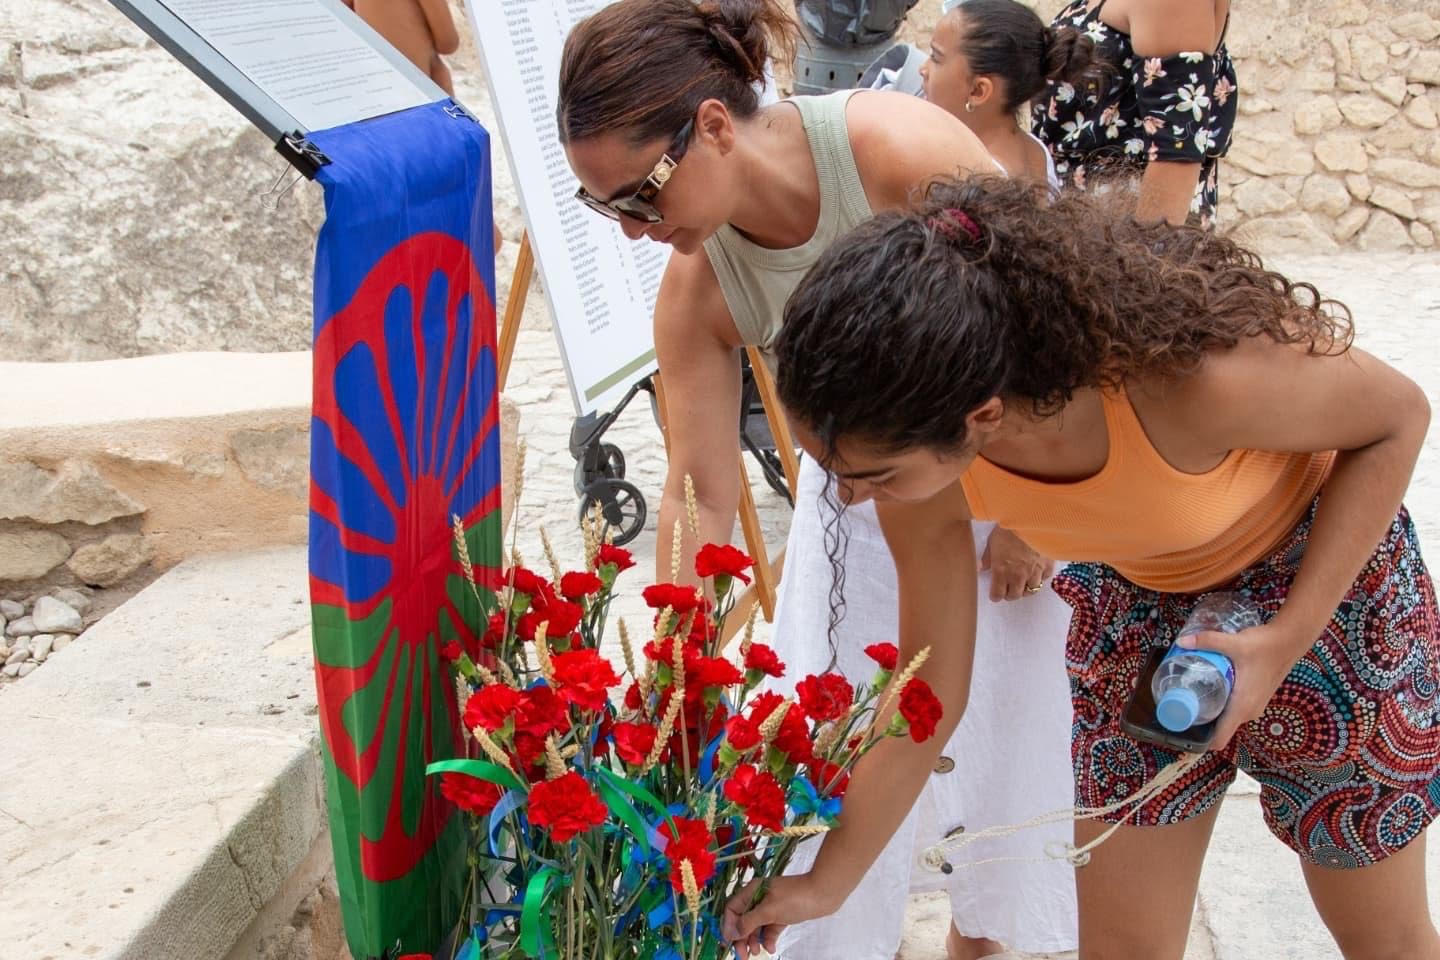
788, 776, 842, 821
487, 788, 527, 858
697, 732, 725, 784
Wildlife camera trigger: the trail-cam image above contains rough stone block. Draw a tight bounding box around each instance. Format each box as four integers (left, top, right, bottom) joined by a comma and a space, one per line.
1339, 93, 1399, 127
1334, 206, 1372, 241
1350, 34, 1389, 81
0, 459, 144, 525
1413, 222, 1437, 247
1358, 209, 1414, 250
1391, 13, 1440, 42
1369, 184, 1417, 219
31, 596, 82, 634
1408, 50, 1440, 85
1373, 76, 1408, 107
1406, 95, 1439, 130
231, 426, 309, 500
1234, 178, 1298, 216
1315, 134, 1370, 172
1231, 214, 1340, 254
1330, 31, 1353, 74
1228, 131, 1316, 176
1373, 156, 1440, 187
66, 532, 152, 587
1299, 175, 1352, 217
1346, 173, 1374, 200
0, 530, 71, 581
1293, 95, 1343, 134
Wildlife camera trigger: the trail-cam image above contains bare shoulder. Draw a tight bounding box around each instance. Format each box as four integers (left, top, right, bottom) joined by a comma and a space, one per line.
655, 248, 742, 353
844, 90, 997, 212
1127, 0, 1223, 55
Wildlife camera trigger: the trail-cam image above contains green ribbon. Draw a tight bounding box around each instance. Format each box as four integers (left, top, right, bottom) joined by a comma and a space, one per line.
520, 866, 559, 957
426, 758, 527, 793
594, 767, 678, 839
597, 776, 651, 860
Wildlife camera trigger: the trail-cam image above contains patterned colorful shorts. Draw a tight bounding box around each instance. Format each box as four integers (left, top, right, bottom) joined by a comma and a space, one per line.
1053, 502, 1440, 868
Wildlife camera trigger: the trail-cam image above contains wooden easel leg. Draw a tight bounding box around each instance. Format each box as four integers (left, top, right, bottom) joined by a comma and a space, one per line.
497, 232, 534, 390
744, 347, 801, 500
721, 546, 784, 649
735, 461, 777, 622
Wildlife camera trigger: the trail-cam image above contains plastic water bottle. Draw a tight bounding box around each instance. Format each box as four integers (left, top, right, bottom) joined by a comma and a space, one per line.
1151, 593, 1262, 733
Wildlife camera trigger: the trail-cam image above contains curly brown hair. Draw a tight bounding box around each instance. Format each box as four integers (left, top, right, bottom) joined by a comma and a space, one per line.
774, 175, 1355, 454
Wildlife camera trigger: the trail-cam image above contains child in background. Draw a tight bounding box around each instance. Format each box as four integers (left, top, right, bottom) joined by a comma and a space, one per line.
921, 0, 1099, 189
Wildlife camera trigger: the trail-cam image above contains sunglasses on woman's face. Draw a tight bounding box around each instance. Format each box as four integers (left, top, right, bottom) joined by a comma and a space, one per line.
575, 119, 696, 224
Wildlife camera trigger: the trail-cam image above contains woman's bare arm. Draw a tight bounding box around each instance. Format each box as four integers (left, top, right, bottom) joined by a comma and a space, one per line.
651, 251, 746, 585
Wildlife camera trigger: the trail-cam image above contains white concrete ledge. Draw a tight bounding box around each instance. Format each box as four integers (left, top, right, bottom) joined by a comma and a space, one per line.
0, 546, 328, 960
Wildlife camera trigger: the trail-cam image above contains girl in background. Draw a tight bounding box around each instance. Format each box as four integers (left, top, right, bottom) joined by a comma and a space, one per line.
921, 0, 1100, 190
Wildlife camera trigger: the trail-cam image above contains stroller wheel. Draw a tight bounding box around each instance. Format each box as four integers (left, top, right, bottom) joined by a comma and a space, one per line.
573, 442, 628, 495
578, 478, 648, 546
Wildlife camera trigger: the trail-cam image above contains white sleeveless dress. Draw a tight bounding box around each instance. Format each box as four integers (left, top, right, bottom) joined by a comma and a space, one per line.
770, 461, 1078, 957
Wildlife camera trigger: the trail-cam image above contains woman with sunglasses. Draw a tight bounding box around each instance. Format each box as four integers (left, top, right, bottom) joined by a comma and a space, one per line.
723, 175, 1440, 959
559, 2, 1078, 957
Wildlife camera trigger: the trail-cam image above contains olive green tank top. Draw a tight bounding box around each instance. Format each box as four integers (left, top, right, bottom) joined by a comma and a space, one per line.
702, 90, 873, 374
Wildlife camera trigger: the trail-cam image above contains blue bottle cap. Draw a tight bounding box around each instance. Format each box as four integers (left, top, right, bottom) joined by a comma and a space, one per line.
1156, 688, 1200, 732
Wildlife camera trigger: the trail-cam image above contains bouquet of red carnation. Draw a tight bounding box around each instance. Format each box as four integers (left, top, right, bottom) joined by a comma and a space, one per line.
428, 505, 940, 960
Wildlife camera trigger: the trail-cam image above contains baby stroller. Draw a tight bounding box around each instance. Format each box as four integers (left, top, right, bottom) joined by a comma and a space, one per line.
569, 352, 792, 546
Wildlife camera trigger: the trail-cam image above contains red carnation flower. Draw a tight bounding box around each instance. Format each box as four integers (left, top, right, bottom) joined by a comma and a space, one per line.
440, 641, 463, 662
528, 772, 608, 843
551, 648, 621, 712
807, 759, 851, 798
687, 654, 745, 691
899, 678, 943, 743
596, 543, 635, 572
723, 763, 786, 831
611, 721, 658, 767
743, 643, 786, 678
481, 611, 510, 650
661, 817, 716, 893
464, 684, 522, 732
773, 703, 815, 765
511, 731, 546, 771
560, 570, 604, 600
642, 582, 705, 614
694, 543, 754, 585
507, 567, 554, 602
747, 691, 785, 725
513, 686, 570, 740
863, 642, 899, 672
795, 673, 854, 724
439, 772, 504, 816
624, 682, 644, 711
724, 714, 762, 752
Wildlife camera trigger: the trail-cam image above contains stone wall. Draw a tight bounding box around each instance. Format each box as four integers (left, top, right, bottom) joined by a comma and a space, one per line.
902, 0, 1440, 252
0, 352, 522, 595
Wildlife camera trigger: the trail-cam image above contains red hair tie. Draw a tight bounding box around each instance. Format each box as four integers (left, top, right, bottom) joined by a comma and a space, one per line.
930, 207, 982, 243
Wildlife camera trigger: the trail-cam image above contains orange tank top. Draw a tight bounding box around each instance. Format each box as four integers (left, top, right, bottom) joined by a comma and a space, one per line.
960, 387, 1336, 593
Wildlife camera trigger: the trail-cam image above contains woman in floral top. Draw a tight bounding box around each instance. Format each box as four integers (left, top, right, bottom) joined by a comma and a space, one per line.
1031, 0, 1238, 226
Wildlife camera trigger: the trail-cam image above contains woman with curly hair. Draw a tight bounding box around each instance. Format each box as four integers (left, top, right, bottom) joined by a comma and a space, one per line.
724, 175, 1440, 959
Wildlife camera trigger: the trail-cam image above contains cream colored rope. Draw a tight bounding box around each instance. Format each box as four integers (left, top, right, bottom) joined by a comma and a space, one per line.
918, 752, 1209, 872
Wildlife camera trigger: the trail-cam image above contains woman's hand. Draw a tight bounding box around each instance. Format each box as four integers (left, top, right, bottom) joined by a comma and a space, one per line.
980, 526, 1054, 602
1176, 621, 1311, 751
722, 873, 839, 959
